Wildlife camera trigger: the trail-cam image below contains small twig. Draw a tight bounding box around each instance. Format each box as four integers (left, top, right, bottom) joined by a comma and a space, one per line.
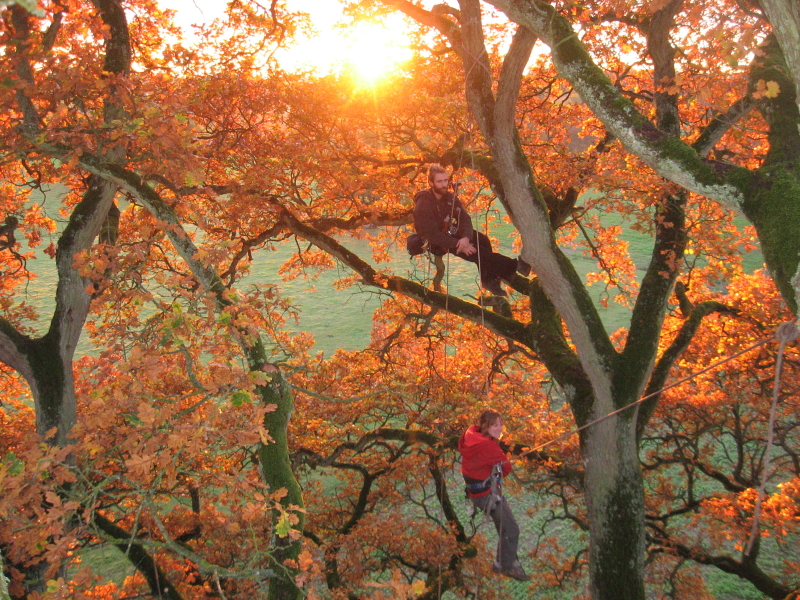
214, 570, 229, 600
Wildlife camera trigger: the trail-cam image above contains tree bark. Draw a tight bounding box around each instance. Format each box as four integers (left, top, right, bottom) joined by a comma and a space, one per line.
759, 0, 800, 117
1, 0, 126, 448
457, 2, 650, 596
0, 178, 118, 445
74, 160, 305, 600
481, 0, 800, 315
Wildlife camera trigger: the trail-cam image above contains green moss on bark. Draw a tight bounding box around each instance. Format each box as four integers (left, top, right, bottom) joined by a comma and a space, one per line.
743, 170, 800, 313
590, 478, 646, 600
243, 339, 304, 600
743, 35, 800, 313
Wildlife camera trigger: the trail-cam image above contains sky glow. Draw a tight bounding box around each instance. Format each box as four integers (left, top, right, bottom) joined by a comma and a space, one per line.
158, 0, 414, 85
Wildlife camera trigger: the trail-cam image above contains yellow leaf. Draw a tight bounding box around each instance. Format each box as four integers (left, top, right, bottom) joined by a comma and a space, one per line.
765, 80, 780, 98
753, 79, 780, 99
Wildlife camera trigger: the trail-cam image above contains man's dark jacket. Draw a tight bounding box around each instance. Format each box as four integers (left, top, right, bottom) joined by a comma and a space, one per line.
413, 188, 474, 254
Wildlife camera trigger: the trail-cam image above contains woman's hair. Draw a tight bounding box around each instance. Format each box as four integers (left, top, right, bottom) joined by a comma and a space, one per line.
475, 410, 502, 435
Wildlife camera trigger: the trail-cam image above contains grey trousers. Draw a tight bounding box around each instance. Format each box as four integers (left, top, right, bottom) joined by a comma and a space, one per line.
470, 494, 520, 570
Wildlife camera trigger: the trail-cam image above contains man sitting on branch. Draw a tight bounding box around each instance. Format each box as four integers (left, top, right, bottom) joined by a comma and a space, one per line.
412, 164, 530, 297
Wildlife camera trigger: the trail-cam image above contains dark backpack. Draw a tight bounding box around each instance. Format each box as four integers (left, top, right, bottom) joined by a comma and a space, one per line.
407, 233, 426, 256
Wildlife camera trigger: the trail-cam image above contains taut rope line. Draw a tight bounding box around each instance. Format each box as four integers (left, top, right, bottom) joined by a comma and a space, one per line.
506, 324, 795, 462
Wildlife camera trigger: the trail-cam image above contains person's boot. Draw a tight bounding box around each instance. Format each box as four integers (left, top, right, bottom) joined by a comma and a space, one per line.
516, 257, 532, 277
502, 560, 531, 582
482, 278, 507, 297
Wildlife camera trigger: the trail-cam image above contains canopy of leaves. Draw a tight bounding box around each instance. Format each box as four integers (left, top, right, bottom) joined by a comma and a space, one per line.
0, 1, 797, 599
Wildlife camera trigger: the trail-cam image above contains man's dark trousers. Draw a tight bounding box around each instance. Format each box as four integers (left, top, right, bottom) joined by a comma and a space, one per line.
448, 231, 517, 287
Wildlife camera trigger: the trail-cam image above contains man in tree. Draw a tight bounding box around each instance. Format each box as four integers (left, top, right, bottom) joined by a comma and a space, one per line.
413, 164, 530, 296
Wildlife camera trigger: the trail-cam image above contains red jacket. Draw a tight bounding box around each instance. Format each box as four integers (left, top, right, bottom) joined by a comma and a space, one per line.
458, 425, 512, 497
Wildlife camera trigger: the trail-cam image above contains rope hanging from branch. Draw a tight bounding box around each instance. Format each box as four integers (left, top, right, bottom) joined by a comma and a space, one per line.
745, 319, 799, 556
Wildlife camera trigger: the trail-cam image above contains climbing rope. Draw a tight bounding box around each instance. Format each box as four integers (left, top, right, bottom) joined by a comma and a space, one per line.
503, 320, 796, 463
468, 319, 796, 590
440, 174, 509, 597
745, 319, 799, 556
435, 205, 456, 600
475, 206, 497, 402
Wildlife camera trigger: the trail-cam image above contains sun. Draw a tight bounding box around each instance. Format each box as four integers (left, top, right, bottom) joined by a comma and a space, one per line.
277, 13, 413, 85
338, 20, 413, 85
156, 0, 413, 84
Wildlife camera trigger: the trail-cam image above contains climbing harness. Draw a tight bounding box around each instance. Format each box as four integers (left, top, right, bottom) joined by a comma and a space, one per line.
464, 462, 503, 503
485, 463, 504, 515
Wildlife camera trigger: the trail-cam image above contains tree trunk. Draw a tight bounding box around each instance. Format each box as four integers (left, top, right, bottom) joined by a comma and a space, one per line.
252, 349, 305, 600
0, 177, 118, 599
582, 415, 646, 600
83, 163, 306, 600
743, 35, 800, 312
0, 178, 118, 444
482, 0, 800, 316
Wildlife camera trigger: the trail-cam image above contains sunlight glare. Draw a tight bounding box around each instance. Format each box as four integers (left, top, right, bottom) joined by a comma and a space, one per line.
156, 0, 414, 83
338, 20, 413, 84
278, 10, 413, 84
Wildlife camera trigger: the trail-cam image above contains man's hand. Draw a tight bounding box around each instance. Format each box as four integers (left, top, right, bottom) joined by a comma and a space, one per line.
456, 236, 476, 256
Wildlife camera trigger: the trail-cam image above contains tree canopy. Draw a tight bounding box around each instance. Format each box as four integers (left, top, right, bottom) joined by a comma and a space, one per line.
0, 1, 798, 600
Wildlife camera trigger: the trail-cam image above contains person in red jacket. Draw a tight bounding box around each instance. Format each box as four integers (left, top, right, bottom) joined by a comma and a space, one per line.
458, 409, 530, 582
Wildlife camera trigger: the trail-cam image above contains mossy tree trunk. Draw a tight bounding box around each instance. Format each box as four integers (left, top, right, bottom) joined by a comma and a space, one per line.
84, 164, 305, 600
0, 1, 127, 447
482, 0, 800, 316
0, 2, 129, 593
743, 35, 800, 312
0, 177, 119, 446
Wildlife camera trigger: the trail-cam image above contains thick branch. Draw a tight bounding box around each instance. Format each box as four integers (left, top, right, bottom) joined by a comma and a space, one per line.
646, 0, 684, 135
482, 0, 750, 207
612, 5, 690, 415
618, 187, 687, 416
496, 26, 538, 126
666, 541, 793, 600
692, 95, 757, 157
0, 322, 33, 381
277, 207, 531, 343
92, 512, 184, 600
458, 0, 620, 415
